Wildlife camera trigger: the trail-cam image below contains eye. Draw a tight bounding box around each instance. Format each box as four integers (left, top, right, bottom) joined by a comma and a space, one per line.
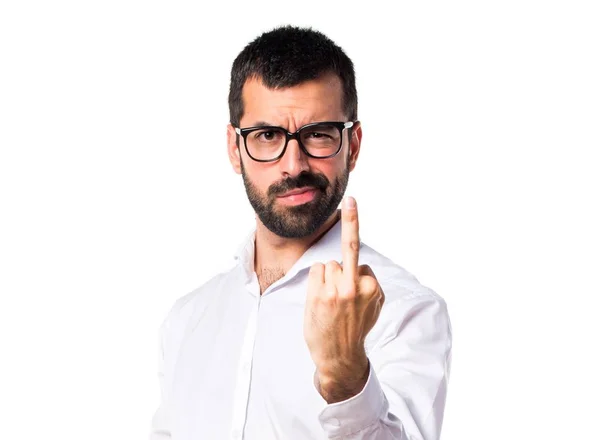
301, 125, 338, 140
255, 130, 274, 140
308, 131, 330, 138
252, 129, 283, 142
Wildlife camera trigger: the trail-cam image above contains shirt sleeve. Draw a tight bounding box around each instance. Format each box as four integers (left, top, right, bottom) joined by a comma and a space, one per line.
316, 291, 452, 440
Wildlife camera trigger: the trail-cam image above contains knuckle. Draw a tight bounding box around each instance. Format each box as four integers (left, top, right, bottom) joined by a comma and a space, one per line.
345, 211, 358, 222
344, 239, 360, 252
359, 275, 378, 294
323, 289, 338, 303
325, 260, 340, 272
310, 262, 324, 274
338, 281, 357, 299
339, 287, 357, 299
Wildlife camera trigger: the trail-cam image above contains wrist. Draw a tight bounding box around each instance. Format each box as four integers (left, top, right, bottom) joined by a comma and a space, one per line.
315, 355, 370, 404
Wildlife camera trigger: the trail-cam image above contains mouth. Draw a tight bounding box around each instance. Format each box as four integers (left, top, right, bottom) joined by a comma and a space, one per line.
276, 187, 318, 206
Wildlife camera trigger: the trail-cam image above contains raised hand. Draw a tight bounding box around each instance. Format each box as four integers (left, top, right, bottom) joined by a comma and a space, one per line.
303, 196, 385, 403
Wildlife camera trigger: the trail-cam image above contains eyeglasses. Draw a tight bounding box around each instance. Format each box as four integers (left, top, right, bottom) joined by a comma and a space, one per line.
234, 121, 355, 162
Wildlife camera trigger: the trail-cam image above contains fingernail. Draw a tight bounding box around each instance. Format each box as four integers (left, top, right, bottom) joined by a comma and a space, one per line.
344, 196, 356, 209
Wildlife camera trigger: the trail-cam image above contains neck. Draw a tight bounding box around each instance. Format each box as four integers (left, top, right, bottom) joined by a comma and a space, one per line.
254, 210, 341, 275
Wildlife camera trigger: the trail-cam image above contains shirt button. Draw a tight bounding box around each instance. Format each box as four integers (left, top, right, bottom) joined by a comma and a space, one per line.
231, 428, 242, 439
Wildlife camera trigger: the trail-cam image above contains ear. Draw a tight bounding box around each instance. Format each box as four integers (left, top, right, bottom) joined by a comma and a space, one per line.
227, 123, 242, 175
347, 121, 362, 172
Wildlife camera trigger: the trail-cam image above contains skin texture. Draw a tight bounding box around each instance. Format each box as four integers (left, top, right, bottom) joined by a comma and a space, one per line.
226, 72, 385, 403
305, 197, 385, 403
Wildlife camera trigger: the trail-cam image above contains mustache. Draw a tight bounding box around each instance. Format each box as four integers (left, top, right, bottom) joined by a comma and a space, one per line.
268, 172, 329, 197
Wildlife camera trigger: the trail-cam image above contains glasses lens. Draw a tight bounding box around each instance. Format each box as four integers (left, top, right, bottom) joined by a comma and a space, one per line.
299, 123, 342, 157
245, 127, 287, 161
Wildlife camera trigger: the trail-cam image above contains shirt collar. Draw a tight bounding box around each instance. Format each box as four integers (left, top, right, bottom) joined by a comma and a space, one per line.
233, 209, 363, 280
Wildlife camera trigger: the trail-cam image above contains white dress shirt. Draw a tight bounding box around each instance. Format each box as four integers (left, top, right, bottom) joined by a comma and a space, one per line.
150, 214, 452, 440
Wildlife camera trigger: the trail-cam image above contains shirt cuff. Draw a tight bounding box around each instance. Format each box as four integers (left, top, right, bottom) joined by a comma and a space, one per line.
316, 361, 386, 438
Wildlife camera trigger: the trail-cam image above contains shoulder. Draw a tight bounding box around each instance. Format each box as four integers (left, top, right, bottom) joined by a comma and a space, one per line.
358, 242, 443, 301
159, 264, 241, 352
358, 242, 451, 349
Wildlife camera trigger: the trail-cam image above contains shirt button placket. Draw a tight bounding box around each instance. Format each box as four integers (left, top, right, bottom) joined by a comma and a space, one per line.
230, 285, 261, 439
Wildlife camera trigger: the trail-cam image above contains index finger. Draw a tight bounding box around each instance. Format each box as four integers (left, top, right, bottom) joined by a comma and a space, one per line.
341, 196, 360, 281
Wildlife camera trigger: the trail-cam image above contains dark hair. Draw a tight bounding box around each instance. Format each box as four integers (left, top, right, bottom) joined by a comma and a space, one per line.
228, 25, 357, 126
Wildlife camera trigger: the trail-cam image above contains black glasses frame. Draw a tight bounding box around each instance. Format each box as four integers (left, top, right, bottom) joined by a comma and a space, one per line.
234, 121, 356, 163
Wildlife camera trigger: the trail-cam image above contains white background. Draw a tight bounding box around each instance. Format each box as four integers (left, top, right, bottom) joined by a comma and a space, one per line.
1, 1, 598, 439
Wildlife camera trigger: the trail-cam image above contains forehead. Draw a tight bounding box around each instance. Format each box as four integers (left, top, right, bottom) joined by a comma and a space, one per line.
240, 73, 345, 125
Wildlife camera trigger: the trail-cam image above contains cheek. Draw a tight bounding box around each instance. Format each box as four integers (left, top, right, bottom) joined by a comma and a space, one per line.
313, 161, 344, 182
245, 163, 279, 191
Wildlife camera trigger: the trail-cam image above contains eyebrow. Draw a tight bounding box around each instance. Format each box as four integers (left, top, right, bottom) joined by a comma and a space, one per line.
247, 120, 332, 129
249, 121, 277, 127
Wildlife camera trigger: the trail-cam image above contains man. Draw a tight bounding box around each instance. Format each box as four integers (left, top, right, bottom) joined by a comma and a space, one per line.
150, 26, 452, 440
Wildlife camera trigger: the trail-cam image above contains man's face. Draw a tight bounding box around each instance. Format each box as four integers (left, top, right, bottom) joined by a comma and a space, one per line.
227, 73, 361, 238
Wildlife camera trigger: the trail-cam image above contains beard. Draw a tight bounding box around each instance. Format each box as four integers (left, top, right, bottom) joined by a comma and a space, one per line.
241, 160, 349, 239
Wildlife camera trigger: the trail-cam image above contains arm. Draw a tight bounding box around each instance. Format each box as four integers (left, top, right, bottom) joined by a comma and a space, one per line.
303, 198, 452, 439
316, 293, 452, 440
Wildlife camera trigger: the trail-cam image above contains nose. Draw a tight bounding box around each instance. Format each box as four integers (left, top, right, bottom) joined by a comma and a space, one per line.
279, 138, 310, 178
